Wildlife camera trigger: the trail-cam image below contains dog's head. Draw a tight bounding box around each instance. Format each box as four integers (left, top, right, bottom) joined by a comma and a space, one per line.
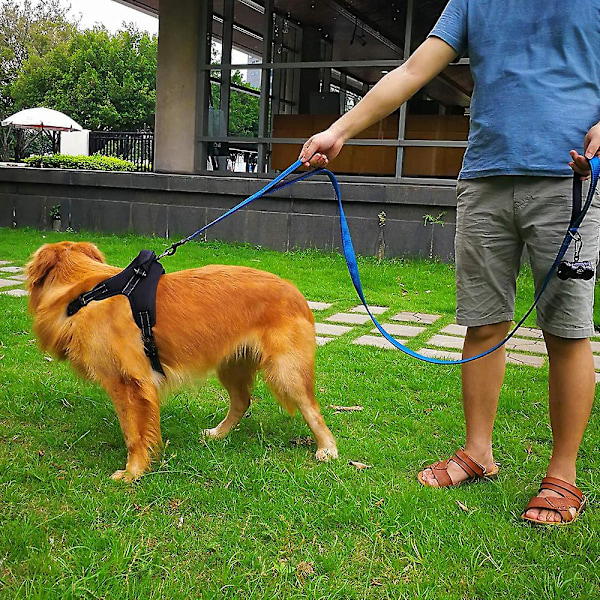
26, 241, 105, 305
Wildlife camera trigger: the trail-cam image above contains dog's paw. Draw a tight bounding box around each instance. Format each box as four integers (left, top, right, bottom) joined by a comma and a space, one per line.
315, 447, 338, 462
110, 469, 139, 483
202, 427, 226, 440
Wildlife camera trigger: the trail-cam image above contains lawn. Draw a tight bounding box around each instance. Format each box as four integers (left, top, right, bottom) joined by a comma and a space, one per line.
1, 227, 599, 599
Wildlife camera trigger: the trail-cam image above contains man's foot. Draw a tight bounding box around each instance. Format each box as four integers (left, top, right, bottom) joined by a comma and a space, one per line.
418, 448, 499, 487
521, 477, 585, 525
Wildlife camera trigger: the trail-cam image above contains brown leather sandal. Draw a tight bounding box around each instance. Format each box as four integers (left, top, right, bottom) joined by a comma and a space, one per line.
521, 477, 586, 526
417, 448, 499, 488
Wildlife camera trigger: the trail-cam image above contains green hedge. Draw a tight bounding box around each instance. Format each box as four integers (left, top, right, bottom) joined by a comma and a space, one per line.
24, 154, 137, 171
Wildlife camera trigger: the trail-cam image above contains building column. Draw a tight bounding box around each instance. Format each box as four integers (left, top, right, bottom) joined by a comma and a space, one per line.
154, 0, 212, 174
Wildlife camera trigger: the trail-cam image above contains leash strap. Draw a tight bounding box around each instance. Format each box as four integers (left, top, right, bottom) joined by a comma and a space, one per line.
67, 250, 166, 375
158, 160, 304, 259
157, 155, 600, 365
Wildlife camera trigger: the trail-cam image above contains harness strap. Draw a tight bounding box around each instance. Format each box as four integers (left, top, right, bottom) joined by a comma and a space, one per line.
67, 250, 166, 375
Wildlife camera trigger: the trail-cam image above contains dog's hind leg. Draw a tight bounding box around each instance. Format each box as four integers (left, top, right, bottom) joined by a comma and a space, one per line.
264, 352, 338, 462
203, 355, 258, 439
105, 377, 162, 482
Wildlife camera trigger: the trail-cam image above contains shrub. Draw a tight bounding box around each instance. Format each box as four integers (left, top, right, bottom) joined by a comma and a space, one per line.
24, 154, 138, 171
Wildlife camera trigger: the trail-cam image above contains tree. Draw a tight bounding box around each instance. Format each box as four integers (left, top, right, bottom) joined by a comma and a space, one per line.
0, 0, 77, 158
12, 26, 157, 131
211, 70, 260, 138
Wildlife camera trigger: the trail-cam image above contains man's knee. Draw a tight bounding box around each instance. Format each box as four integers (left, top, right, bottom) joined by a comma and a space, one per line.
466, 321, 511, 344
543, 330, 591, 355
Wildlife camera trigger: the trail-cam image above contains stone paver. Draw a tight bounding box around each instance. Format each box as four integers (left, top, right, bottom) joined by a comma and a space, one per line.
596, 372, 600, 384
506, 352, 544, 367
417, 347, 462, 361
417, 347, 544, 367
307, 301, 333, 311
428, 334, 548, 355
350, 305, 389, 315
515, 327, 544, 339
428, 334, 464, 350
590, 341, 600, 353
326, 312, 371, 325
8, 274, 27, 281
370, 323, 425, 337
314, 322, 353, 337
353, 335, 407, 350
0, 260, 12, 266
0, 288, 28, 297
441, 323, 544, 340
391, 311, 441, 325
507, 338, 547, 355
440, 323, 467, 336
316, 336, 334, 346
0, 278, 20, 288
594, 355, 600, 371
0, 266, 23, 273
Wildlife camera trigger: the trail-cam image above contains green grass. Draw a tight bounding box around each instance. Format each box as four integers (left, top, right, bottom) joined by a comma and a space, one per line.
1, 227, 600, 599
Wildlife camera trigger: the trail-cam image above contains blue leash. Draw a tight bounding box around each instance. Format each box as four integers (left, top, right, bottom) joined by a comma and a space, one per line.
159, 156, 600, 365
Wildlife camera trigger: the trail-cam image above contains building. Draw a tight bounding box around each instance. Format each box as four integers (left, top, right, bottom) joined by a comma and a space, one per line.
2, 0, 470, 259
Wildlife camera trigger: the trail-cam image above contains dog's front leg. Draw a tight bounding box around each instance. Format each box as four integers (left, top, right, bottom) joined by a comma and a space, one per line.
105, 377, 162, 482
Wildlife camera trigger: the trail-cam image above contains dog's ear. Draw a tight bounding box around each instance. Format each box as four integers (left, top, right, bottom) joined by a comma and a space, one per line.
26, 244, 61, 289
74, 242, 105, 264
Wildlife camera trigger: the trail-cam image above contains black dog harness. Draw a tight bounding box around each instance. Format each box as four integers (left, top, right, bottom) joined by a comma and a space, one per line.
66, 250, 166, 375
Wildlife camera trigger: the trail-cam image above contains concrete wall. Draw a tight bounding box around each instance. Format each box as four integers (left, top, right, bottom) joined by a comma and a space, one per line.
0, 167, 458, 261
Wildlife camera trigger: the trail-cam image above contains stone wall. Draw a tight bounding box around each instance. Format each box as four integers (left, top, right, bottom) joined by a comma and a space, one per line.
0, 167, 457, 261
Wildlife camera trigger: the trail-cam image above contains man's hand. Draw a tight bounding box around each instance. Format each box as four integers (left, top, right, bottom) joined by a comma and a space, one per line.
569, 122, 600, 179
299, 129, 345, 168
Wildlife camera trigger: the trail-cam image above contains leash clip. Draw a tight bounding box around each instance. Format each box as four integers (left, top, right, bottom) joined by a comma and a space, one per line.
568, 230, 583, 261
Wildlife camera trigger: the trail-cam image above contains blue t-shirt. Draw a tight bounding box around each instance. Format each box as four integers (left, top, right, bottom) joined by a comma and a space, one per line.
430, 0, 600, 179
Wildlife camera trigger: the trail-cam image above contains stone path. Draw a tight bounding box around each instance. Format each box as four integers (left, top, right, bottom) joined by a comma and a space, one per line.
307, 301, 600, 384
3, 258, 600, 383
0, 261, 29, 297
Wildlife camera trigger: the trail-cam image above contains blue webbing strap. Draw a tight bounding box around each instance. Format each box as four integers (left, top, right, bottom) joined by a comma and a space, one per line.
158, 160, 304, 259
159, 155, 600, 365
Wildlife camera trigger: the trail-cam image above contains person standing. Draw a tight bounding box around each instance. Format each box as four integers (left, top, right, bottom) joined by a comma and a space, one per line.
299, 0, 600, 525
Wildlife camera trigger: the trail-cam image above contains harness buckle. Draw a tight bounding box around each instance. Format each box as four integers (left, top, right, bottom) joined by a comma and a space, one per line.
66, 295, 85, 316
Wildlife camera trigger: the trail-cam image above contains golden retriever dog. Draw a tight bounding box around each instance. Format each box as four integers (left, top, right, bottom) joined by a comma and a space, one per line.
26, 241, 338, 481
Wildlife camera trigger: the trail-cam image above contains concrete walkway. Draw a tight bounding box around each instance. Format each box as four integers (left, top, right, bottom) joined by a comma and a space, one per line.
3, 259, 600, 382
309, 302, 600, 383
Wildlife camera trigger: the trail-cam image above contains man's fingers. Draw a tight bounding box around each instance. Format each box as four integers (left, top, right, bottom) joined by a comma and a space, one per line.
584, 125, 600, 159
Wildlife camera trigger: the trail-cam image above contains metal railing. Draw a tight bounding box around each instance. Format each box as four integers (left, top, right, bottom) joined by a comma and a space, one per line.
89, 131, 154, 172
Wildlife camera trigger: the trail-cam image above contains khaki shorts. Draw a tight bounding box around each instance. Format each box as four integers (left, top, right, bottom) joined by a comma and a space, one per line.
455, 176, 600, 339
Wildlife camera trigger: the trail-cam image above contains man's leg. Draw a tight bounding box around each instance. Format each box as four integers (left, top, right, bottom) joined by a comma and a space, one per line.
522, 333, 595, 523
419, 321, 510, 486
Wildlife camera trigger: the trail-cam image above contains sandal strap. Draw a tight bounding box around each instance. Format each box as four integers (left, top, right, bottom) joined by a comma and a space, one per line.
524, 495, 581, 523
452, 449, 486, 478
539, 477, 583, 503
429, 449, 486, 486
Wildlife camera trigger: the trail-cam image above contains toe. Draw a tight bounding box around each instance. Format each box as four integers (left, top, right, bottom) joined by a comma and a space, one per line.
418, 468, 439, 487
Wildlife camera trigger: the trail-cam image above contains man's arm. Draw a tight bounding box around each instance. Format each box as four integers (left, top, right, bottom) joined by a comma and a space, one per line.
299, 36, 459, 167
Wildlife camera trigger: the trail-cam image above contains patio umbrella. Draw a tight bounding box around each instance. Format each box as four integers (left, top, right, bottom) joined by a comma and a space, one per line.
1, 107, 82, 131
1, 107, 83, 156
